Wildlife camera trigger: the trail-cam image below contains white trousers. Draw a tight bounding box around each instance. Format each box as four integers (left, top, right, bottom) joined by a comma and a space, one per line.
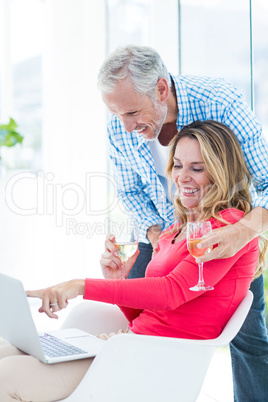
0, 329, 131, 401
0, 343, 94, 401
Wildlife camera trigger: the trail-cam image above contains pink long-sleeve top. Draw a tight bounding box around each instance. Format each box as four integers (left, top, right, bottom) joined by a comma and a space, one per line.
84, 209, 259, 339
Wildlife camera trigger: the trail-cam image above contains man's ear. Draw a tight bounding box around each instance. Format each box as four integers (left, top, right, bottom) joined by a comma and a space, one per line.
156, 78, 169, 101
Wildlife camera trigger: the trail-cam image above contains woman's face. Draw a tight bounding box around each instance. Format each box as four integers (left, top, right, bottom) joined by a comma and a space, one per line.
171, 136, 212, 214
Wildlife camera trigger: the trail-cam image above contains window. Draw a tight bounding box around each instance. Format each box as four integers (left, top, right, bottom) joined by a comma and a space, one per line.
179, 0, 252, 105
179, 0, 268, 139
253, 0, 268, 136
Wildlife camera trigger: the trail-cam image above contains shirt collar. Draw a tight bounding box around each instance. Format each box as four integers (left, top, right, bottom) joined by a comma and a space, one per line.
170, 73, 194, 127
136, 132, 147, 149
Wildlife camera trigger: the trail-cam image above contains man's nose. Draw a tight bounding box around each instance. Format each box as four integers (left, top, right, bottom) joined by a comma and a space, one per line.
120, 116, 136, 133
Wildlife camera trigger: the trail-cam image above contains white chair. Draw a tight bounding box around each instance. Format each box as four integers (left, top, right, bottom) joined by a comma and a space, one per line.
59, 290, 253, 402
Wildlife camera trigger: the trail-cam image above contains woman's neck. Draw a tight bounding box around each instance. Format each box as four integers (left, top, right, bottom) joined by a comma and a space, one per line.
188, 209, 199, 222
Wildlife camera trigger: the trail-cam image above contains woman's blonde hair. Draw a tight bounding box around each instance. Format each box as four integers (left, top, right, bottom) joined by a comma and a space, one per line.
166, 120, 267, 278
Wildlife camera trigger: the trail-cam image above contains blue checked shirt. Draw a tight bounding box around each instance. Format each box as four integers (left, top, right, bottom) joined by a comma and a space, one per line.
108, 74, 268, 242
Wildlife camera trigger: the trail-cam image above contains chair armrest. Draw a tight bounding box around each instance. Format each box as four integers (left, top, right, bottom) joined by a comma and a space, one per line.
60, 301, 128, 335
199, 290, 253, 347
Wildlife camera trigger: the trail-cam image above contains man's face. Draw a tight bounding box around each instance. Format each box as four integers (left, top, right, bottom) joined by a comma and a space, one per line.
102, 80, 167, 141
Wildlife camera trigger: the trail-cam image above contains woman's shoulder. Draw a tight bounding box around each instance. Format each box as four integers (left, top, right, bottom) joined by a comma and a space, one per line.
160, 223, 181, 242
218, 208, 245, 221
162, 209, 245, 233
211, 208, 245, 228
162, 223, 180, 233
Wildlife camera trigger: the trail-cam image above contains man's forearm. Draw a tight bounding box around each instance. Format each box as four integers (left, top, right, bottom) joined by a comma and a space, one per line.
237, 207, 268, 242
197, 206, 268, 262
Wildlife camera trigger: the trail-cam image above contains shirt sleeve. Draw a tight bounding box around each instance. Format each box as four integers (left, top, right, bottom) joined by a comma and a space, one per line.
108, 120, 174, 240
223, 98, 268, 209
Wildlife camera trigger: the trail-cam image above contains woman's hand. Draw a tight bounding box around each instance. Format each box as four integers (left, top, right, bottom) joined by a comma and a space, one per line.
100, 234, 139, 279
26, 279, 85, 319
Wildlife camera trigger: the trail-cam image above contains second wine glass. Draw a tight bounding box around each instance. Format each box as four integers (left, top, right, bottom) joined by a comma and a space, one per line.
186, 221, 213, 291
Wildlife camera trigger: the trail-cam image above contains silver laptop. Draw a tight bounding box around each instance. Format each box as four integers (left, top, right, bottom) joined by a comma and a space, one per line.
0, 273, 105, 364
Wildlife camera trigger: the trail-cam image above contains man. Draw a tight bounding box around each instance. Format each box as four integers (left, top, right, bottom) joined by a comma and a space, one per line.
97, 45, 268, 401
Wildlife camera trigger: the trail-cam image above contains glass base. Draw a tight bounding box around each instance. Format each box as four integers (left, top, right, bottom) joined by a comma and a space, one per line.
190, 284, 214, 291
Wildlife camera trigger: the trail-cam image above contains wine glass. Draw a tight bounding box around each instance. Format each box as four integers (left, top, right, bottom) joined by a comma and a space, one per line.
186, 221, 213, 291
109, 217, 139, 279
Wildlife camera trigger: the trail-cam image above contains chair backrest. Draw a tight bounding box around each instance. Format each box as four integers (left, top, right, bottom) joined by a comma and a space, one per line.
201, 290, 253, 347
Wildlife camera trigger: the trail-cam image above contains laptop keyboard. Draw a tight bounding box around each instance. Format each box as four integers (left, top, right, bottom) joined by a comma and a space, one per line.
40, 333, 87, 358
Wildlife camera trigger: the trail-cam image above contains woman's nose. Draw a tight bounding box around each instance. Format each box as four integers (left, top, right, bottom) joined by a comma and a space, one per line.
177, 169, 191, 183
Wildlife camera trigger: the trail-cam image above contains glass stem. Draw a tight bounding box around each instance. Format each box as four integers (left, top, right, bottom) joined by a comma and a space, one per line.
198, 262, 205, 286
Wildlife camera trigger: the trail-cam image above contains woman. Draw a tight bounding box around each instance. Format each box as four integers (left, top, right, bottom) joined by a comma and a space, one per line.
0, 120, 266, 401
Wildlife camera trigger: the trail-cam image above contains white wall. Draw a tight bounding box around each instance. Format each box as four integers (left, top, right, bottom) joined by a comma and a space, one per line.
1, 0, 109, 292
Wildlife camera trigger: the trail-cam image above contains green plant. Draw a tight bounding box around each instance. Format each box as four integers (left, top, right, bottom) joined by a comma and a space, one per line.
0, 117, 23, 159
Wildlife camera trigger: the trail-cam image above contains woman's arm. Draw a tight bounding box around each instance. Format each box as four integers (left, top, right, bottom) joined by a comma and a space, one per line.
82, 240, 257, 312
27, 238, 257, 319
27, 211, 259, 318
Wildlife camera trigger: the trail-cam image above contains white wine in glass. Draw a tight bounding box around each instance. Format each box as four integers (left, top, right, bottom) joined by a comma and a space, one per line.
111, 218, 139, 279
115, 242, 138, 263
186, 221, 213, 291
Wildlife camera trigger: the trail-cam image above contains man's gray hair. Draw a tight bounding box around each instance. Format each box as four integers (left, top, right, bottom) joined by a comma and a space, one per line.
97, 45, 171, 99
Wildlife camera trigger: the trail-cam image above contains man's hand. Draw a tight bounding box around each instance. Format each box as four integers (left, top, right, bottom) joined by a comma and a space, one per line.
147, 225, 162, 253
196, 225, 242, 262
26, 279, 85, 319
197, 207, 268, 263
197, 208, 267, 262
